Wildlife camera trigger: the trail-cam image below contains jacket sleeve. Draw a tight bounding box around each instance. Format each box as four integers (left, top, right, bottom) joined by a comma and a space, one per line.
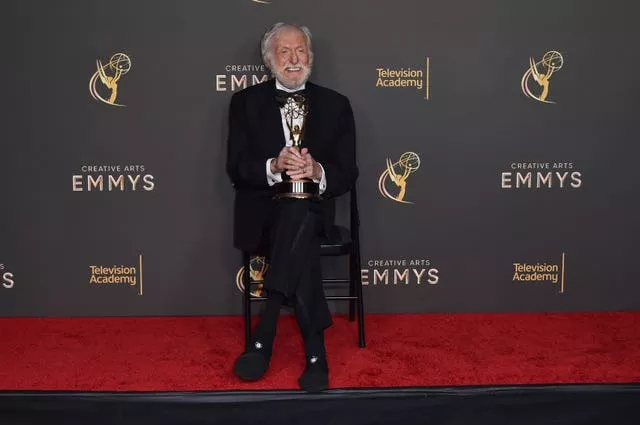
226, 92, 271, 190
321, 98, 359, 198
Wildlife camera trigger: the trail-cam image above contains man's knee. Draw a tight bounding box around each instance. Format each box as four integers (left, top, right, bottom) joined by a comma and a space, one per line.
275, 199, 312, 217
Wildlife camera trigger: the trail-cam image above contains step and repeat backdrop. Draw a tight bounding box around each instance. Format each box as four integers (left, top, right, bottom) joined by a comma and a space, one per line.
1, 0, 639, 316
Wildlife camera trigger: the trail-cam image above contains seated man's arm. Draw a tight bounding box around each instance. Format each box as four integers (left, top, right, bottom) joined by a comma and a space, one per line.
266, 158, 283, 186
313, 163, 327, 195
321, 98, 358, 198
226, 92, 271, 190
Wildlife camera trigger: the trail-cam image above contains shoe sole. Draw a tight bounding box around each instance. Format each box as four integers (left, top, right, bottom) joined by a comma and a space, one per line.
233, 352, 269, 381
299, 374, 329, 393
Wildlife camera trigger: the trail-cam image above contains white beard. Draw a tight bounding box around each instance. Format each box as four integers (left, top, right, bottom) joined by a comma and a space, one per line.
273, 64, 312, 90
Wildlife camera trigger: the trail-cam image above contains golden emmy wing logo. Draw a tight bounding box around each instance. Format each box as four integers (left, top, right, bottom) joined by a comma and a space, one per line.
521, 50, 564, 104
378, 152, 421, 204
89, 53, 132, 106
235, 256, 268, 297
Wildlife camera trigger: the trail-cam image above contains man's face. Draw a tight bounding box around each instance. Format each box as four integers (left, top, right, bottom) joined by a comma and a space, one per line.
270, 27, 311, 89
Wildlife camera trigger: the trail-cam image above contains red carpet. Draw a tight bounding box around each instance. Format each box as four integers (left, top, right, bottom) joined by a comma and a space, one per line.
1, 312, 639, 391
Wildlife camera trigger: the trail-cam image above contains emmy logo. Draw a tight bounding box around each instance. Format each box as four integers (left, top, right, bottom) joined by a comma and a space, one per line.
521, 51, 564, 104
236, 256, 268, 297
378, 152, 421, 204
89, 53, 132, 106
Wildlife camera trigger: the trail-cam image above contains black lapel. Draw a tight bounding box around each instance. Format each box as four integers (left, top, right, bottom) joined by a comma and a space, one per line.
302, 81, 319, 153
260, 79, 287, 151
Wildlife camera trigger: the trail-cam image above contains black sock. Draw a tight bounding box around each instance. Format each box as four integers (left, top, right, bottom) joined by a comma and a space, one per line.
253, 291, 285, 345
304, 330, 326, 359
294, 305, 326, 358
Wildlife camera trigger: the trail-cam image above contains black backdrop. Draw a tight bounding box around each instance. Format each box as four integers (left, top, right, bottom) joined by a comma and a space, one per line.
1, 0, 639, 316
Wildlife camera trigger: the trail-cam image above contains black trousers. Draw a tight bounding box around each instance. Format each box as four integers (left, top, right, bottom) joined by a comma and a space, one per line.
262, 199, 332, 334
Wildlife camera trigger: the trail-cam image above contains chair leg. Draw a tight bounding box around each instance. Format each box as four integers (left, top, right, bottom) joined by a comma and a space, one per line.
243, 253, 252, 351
354, 250, 366, 348
348, 254, 356, 322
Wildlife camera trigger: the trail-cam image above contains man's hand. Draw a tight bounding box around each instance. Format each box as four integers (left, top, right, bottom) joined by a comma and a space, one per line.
271, 147, 306, 174
286, 148, 323, 181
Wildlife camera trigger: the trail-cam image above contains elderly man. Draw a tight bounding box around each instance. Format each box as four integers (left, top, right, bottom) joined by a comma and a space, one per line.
226, 22, 358, 392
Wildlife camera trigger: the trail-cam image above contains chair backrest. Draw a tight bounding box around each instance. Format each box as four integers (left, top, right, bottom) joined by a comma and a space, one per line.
349, 184, 360, 226
334, 183, 360, 237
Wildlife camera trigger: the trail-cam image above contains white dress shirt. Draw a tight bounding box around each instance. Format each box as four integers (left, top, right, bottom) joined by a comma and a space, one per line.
266, 80, 327, 194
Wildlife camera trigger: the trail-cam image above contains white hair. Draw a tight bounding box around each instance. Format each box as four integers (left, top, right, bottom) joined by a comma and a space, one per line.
261, 22, 313, 70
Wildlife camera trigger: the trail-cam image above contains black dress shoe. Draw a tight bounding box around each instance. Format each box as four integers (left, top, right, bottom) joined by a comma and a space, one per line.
298, 355, 329, 392
233, 340, 272, 381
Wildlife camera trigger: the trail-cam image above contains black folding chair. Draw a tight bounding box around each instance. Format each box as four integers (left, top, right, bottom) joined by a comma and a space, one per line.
241, 188, 365, 349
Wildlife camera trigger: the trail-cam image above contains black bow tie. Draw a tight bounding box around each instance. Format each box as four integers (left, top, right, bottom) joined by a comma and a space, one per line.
275, 89, 306, 107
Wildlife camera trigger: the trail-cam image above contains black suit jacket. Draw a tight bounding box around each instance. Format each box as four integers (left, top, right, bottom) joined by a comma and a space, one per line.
226, 79, 358, 253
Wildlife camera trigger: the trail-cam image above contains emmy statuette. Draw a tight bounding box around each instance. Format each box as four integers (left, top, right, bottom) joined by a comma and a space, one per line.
274, 94, 320, 200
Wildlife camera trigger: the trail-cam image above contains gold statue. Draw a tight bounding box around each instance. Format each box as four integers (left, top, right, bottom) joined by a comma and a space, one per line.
274, 95, 320, 199
291, 124, 302, 146
235, 256, 268, 297
89, 53, 131, 106
521, 51, 564, 104
96, 60, 122, 104
249, 256, 268, 282
378, 152, 421, 204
